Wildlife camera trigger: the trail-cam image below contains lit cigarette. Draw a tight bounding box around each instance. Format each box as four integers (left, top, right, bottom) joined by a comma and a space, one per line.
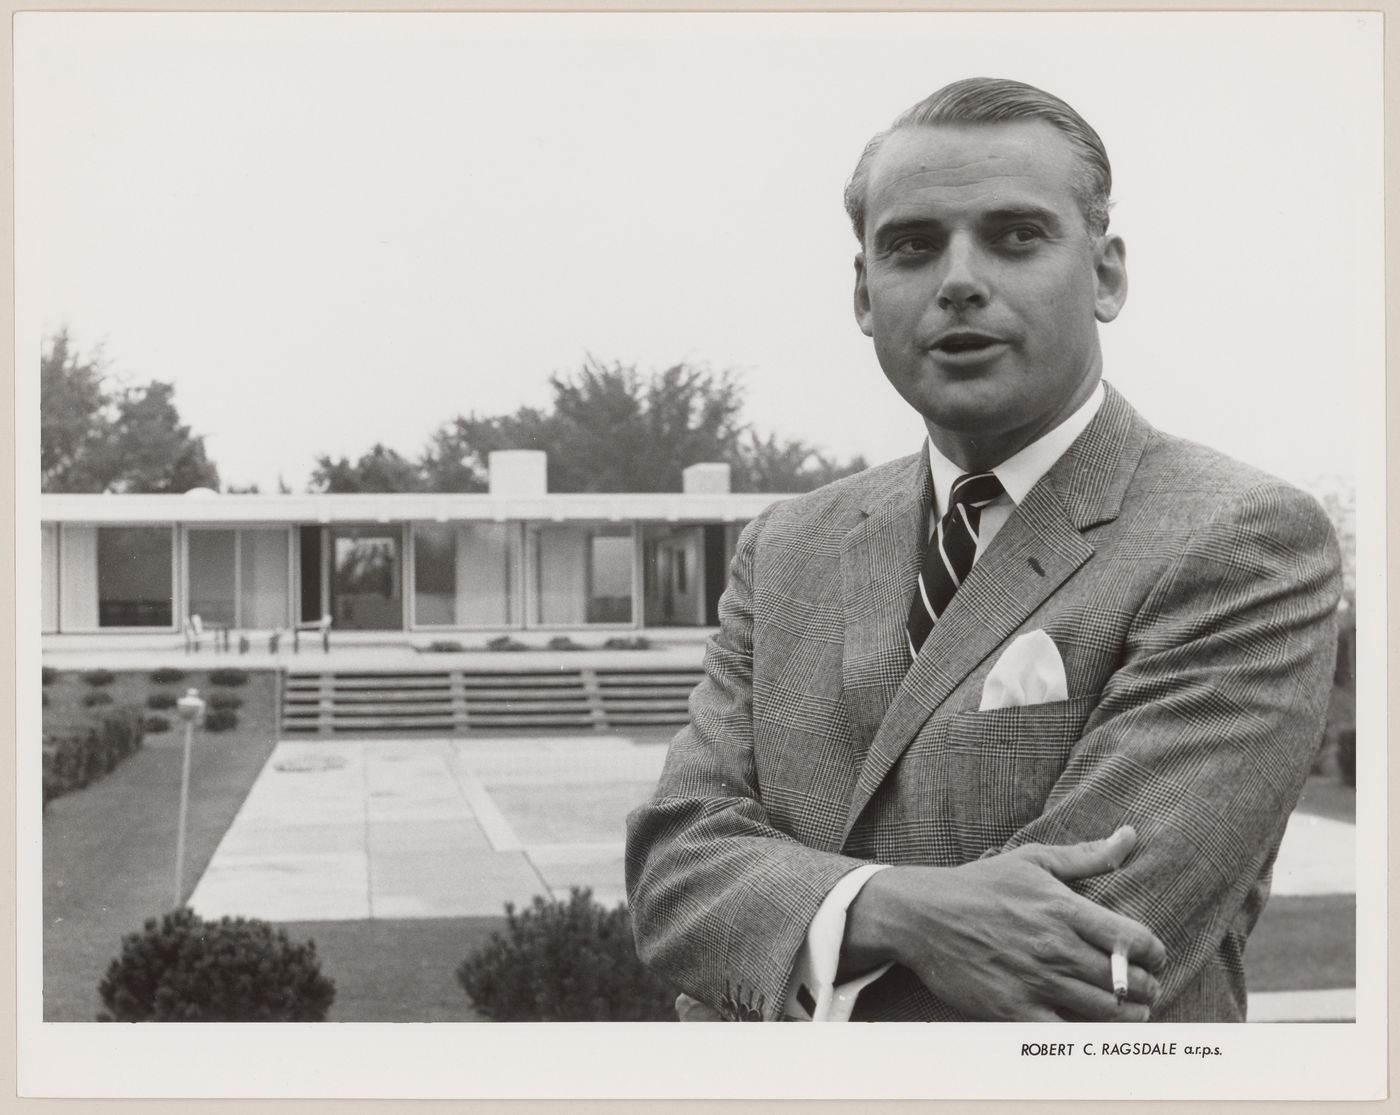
1111, 946, 1129, 1006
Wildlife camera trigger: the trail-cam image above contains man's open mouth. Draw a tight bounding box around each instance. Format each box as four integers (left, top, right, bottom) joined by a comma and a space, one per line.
932, 332, 1004, 355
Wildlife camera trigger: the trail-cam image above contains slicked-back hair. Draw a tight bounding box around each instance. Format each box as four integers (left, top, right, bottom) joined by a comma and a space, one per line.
844, 77, 1113, 243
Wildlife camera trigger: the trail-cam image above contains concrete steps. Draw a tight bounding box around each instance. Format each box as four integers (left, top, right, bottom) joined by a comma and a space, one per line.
281, 666, 703, 735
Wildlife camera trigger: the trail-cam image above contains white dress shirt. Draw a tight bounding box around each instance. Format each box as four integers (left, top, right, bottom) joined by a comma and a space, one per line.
783, 382, 1105, 1021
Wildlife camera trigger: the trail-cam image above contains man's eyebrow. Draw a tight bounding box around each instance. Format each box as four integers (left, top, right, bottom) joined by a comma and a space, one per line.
980, 205, 1066, 230
870, 216, 942, 244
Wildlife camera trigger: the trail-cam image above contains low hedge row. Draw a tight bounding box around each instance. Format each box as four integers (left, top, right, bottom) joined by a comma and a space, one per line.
42, 708, 146, 806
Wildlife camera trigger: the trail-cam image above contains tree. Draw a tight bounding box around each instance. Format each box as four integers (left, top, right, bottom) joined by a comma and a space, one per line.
734, 432, 870, 494
541, 360, 747, 493
309, 444, 427, 493
40, 329, 107, 491
92, 382, 221, 494
40, 331, 220, 493
419, 408, 553, 493
310, 358, 866, 495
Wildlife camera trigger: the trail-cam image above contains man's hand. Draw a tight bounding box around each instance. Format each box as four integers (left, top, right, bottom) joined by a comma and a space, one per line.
841, 826, 1166, 1022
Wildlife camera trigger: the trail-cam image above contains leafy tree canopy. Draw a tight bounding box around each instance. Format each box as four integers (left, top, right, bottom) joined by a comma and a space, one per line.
310, 444, 427, 494
41, 330, 220, 493
312, 358, 866, 495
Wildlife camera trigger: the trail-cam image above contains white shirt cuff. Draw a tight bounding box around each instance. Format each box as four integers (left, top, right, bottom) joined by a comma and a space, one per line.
783, 863, 893, 1022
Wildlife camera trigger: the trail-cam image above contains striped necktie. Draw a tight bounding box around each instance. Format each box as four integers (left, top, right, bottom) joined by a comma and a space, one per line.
906, 471, 1004, 658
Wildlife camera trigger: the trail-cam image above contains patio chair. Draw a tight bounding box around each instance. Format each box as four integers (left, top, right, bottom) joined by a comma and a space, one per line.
233, 629, 283, 655
293, 614, 333, 654
185, 615, 232, 653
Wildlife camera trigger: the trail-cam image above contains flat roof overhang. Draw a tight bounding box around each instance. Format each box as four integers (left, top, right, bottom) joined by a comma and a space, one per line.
39, 491, 790, 525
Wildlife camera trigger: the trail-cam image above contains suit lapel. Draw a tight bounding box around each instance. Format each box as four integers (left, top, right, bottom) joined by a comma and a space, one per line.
838, 452, 930, 759
839, 384, 1151, 841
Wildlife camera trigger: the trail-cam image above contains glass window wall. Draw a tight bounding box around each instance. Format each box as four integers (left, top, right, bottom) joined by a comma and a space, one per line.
642, 525, 706, 627
412, 522, 520, 628
188, 529, 237, 627
187, 528, 290, 629
240, 530, 290, 628
93, 526, 174, 627
531, 524, 634, 626
330, 527, 403, 630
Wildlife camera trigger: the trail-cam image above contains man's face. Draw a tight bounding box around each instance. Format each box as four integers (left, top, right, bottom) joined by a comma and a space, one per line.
855, 120, 1128, 470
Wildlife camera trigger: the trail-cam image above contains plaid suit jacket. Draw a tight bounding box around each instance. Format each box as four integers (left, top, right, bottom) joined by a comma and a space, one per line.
625, 383, 1341, 1022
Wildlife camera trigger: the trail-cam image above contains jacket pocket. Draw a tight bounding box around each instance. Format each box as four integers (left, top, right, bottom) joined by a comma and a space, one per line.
940, 693, 1100, 855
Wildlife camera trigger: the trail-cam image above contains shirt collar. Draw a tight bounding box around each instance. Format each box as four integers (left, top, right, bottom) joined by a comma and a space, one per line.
926, 381, 1105, 516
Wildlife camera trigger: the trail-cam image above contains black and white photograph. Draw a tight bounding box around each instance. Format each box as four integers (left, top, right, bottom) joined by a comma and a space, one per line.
16, 8, 1384, 1102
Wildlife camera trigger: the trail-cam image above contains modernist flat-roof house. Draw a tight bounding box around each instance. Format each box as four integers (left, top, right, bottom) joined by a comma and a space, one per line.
40, 452, 786, 644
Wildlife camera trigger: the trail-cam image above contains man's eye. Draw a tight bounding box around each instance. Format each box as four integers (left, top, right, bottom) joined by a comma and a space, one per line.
890, 236, 937, 256
1001, 226, 1044, 246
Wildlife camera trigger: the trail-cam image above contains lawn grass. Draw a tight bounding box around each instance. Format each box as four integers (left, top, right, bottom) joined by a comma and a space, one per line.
275, 917, 503, 1021
1246, 894, 1355, 993
42, 669, 281, 1021
43, 666, 516, 1023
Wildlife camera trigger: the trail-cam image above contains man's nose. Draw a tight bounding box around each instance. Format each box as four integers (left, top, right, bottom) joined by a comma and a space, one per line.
935, 238, 990, 310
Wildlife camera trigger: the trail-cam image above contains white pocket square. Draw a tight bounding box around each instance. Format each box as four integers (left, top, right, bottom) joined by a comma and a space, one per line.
979, 629, 1068, 711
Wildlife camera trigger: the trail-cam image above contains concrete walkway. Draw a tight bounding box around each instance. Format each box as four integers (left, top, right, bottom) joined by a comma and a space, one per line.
1269, 811, 1355, 897
189, 734, 665, 920
192, 733, 1357, 922
187, 732, 1357, 1022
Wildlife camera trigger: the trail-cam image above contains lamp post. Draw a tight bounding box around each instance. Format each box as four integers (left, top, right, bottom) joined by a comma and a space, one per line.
173, 688, 206, 909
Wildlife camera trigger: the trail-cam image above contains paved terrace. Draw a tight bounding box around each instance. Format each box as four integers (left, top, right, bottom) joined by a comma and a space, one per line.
184, 730, 1356, 1022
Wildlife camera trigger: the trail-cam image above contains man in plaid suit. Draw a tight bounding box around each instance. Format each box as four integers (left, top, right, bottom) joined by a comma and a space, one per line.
625, 78, 1341, 1022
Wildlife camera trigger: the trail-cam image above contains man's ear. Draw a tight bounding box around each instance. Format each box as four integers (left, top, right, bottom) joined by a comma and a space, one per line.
854, 252, 874, 337
1093, 235, 1128, 323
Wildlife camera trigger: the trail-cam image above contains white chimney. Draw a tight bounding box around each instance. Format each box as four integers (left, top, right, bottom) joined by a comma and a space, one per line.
682, 462, 731, 495
488, 450, 548, 496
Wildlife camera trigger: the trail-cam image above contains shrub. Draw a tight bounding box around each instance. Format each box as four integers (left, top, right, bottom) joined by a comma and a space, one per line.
486, 635, 528, 652
41, 691, 49, 708
43, 734, 94, 803
456, 887, 677, 1021
42, 708, 145, 805
146, 691, 178, 710
42, 666, 57, 686
547, 635, 585, 651
150, 667, 186, 684
144, 715, 172, 734
208, 668, 249, 687
424, 640, 465, 653
82, 669, 116, 687
97, 908, 336, 1022
207, 692, 243, 711
100, 707, 145, 760
602, 636, 652, 651
83, 691, 114, 708
202, 709, 239, 733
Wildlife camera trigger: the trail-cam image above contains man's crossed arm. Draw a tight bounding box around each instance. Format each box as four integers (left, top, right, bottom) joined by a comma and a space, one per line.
626, 481, 1339, 1021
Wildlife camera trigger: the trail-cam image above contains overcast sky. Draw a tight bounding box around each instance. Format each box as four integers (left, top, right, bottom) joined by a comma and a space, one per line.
18, 11, 1382, 493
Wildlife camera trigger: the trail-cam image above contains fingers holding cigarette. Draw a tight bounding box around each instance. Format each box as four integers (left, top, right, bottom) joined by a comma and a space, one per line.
1112, 946, 1129, 1006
